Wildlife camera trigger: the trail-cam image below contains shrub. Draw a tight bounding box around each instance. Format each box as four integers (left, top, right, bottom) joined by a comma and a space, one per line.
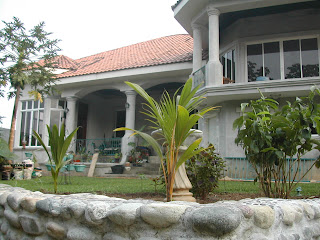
233, 88, 320, 198
186, 144, 225, 200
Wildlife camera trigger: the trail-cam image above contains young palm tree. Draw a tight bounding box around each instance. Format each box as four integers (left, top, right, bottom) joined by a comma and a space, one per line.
33, 124, 78, 193
115, 78, 217, 201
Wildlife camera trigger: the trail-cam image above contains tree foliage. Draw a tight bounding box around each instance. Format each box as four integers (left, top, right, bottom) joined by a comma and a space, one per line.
234, 88, 320, 198
115, 78, 218, 201
0, 17, 61, 151
0, 17, 60, 98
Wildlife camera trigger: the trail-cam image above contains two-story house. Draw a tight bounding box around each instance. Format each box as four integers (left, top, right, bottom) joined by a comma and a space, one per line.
14, 0, 320, 179
172, 0, 320, 180
14, 35, 193, 168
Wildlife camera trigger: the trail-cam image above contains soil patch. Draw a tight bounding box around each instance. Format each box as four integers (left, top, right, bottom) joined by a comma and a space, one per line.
92, 192, 319, 204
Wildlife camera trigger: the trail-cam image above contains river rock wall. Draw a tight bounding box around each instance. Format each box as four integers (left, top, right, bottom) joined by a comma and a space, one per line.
0, 184, 319, 240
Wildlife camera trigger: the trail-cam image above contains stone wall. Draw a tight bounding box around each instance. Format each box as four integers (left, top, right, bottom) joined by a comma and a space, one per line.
0, 184, 319, 240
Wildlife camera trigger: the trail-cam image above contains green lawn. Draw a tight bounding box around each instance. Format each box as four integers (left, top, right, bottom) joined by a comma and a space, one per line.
0, 176, 319, 197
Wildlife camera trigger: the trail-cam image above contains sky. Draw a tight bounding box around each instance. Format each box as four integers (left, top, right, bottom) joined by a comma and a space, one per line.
0, 0, 187, 129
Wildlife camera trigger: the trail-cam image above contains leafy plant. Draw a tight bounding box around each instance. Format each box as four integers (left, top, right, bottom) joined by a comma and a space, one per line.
0, 137, 18, 164
151, 176, 165, 193
33, 124, 78, 193
186, 144, 225, 200
115, 78, 217, 201
233, 88, 320, 198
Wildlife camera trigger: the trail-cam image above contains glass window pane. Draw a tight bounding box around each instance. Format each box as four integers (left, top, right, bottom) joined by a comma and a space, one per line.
22, 102, 26, 110
301, 38, 319, 77
221, 55, 226, 77
27, 100, 33, 109
284, 40, 301, 79
232, 50, 235, 81
31, 111, 38, 146
20, 112, 26, 146
59, 100, 65, 109
247, 44, 263, 81
227, 51, 232, 79
34, 101, 38, 109
40, 101, 44, 108
26, 112, 31, 146
264, 42, 281, 80
37, 110, 44, 146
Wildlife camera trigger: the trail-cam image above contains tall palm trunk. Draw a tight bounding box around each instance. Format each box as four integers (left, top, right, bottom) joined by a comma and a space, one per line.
8, 86, 21, 152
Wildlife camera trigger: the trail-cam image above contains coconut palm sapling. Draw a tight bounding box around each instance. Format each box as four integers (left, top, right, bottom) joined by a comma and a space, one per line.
33, 124, 78, 193
115, 78, 217, 201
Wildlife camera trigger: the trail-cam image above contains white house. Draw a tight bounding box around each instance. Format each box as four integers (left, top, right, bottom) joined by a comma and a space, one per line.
14, 35, 194, 166
14, 0, 320, 179
172, 0, 320, 180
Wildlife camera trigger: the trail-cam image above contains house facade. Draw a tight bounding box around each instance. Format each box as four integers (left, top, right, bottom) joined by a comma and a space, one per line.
14, 35, 193, 165
13, 0, 320, 179
173, 0, 320, 158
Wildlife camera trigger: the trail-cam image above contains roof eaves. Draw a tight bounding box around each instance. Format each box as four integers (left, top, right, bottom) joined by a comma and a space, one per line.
171, 0, 183, 10
57, 57, 192, 79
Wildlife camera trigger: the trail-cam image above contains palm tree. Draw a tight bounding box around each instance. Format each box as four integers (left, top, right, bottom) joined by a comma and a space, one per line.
115, 78, 217, 201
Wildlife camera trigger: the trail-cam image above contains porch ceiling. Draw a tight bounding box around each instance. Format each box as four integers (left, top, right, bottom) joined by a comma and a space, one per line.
174, 0, 318, 36
219, 1, 320, 31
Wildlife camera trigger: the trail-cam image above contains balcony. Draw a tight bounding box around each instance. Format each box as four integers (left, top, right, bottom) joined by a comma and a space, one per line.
192, 65, 206, 90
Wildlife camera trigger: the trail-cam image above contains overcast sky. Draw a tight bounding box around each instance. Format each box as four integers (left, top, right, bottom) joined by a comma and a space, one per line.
0, 0, 187, 129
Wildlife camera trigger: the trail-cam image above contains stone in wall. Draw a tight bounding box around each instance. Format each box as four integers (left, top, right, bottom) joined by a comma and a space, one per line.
192, 204, 242, 237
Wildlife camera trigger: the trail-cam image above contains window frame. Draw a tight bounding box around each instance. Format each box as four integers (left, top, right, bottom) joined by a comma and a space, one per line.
245, 35, 320, 82
20, 100, 44, 147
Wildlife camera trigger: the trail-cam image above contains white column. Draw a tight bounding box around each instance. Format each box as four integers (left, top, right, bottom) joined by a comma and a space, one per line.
124, 90, 137, 133
206, 5, 223, 86
65, 96, 78, 152
192, 23, 203, 73
120, 90, 137, 161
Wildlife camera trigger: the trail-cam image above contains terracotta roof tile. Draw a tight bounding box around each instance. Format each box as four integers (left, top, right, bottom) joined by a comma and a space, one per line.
38, 55, 79, 70
57, 34, 193, 78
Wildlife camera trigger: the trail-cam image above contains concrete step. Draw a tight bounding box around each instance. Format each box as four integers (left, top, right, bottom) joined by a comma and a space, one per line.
148, 156, 161, 164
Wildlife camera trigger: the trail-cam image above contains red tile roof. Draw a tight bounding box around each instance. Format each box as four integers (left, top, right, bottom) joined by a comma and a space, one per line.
37, 55, 79, 70
57, 34, 193, 78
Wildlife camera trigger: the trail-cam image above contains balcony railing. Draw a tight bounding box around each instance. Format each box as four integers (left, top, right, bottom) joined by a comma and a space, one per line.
75, 138, 122, 157
192, 65, 206, 90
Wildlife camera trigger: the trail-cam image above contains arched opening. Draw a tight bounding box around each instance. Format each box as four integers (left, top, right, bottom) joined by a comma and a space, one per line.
74, 89, 126, 162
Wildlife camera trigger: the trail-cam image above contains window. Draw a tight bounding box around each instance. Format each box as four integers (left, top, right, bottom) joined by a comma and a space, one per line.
247, 37, 319, 81
221, 49, 236, 82
247, 42, 280, 81
20, 100, 44, 146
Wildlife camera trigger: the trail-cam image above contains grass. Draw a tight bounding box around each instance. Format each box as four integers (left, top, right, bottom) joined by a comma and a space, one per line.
0, 176, 319, 197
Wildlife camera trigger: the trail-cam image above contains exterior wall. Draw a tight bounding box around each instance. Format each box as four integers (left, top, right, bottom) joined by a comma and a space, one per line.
1, 185, 320, 239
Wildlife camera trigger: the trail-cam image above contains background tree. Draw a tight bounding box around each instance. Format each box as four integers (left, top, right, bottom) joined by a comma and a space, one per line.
0, 17, 61, 151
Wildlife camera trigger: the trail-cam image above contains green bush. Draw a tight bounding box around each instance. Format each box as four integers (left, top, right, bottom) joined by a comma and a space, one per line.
233, 88, 320, 198
186, 144, 225, 200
